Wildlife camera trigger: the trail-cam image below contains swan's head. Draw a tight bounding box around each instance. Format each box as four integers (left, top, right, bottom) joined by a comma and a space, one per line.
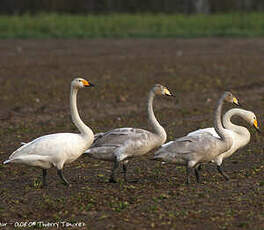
72, 77, 95, 89
246, 112, 260, 132
223, 91, 240, 106
152, 84, 173, 97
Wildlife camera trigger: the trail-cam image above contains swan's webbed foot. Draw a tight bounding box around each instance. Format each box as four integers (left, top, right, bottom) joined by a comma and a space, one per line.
217, 165, 229, 181
57, 169, 70, 186
194, 168, 200, 183
41, 169, 47, 188
109, 159, 119, 183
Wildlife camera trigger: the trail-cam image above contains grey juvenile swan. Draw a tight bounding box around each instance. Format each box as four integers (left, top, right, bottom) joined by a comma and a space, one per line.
84, 84, 173, 183
153, 91, 240, 184
4, 78, 95, 187
187, 108, 260, 180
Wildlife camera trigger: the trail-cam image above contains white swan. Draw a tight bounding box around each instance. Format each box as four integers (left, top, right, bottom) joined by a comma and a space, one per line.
84, 84, 173, 183
153, 91, 240, 184
187, 108, 259, 180
3, 78, 95, 186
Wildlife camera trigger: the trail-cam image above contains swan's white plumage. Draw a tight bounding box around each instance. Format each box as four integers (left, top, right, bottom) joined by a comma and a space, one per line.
3, 77, 95, 185
186, 108, 255, 166
5, 133, 89, 169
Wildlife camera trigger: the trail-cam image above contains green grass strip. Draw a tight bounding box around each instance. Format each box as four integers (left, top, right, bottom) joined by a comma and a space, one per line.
0, 12, 263, 39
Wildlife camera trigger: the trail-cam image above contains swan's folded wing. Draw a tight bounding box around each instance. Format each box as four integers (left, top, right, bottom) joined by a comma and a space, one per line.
187, 128, 234, 144
86, 128, 153, 161
154, 137, 195, 163
187, 127, 219, 138
175, 134, 221, 152
156, 134, 217, 157
8, 133, 83, 159
163, 136, 199, 154
91, 128, 152, 148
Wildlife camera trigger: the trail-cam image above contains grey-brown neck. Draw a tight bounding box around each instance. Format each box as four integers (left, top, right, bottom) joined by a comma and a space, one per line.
147, 90, 166, 143
70, 87, 94, 140
214, 93, 232, 149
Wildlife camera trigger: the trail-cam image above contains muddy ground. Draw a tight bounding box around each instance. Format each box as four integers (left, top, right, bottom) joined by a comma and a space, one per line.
0, 38, 263, 230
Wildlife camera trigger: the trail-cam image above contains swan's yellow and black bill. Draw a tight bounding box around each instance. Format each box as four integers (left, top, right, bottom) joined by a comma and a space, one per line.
164, 88, 174, 97
82, 80, 95, 87
233, 97, 240, 106
253, 119, 261, 133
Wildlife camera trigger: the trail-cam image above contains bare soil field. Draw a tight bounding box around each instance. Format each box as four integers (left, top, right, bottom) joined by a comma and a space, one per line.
0, 38, 263, 230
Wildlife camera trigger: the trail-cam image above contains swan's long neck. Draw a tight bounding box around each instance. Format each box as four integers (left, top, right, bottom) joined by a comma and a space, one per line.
147, 90, 166, 143
214, 94, 232, 149
70, 87, 94, 139
223, 109, 250, 143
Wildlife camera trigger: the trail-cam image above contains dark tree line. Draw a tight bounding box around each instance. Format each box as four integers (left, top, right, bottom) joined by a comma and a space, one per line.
0, 0, 264, 14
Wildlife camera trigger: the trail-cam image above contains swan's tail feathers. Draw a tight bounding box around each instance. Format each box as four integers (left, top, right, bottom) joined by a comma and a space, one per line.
3, 159, 12, 164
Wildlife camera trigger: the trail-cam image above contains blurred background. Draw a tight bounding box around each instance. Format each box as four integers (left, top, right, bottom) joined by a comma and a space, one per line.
1, 0, 264, 14
0, 0, 263, 38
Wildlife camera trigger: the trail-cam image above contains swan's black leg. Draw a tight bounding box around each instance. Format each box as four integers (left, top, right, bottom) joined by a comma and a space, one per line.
122, 163, 128, 182
42, 169, 47, 187
217, 165, 229, 181
186, 166, 191, 185
197, 164, 202, 171
122, 161, 138, 183
194, 168, 200, 183
109, 159, 119, 183
57, 169, 69, 186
